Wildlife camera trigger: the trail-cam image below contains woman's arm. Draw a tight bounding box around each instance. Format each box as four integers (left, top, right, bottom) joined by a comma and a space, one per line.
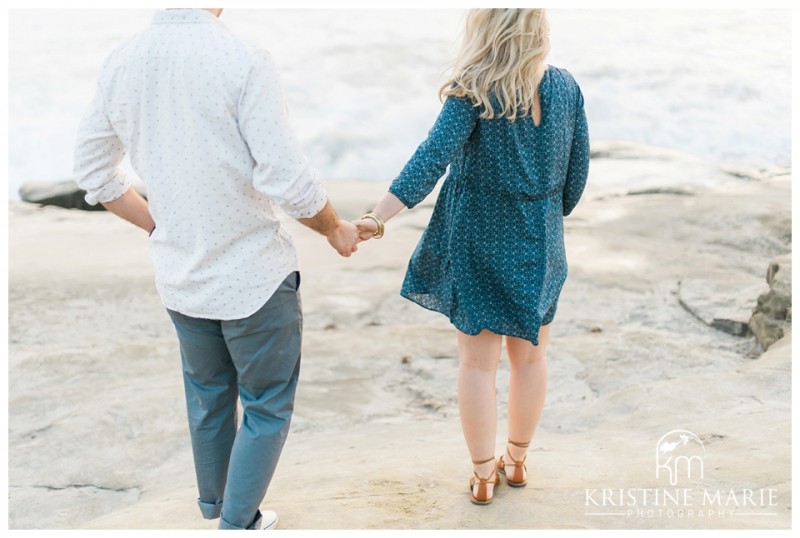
562, 89, 590, 216
354, 191, 405, 240
356, 96, 480, 240
388, 96, 479, 210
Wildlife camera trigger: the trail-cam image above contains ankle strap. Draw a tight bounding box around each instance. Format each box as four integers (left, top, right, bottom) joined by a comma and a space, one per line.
472, 456, 495, 465
508, 439, 531, 448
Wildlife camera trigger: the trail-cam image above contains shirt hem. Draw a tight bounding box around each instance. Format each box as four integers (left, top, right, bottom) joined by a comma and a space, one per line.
159, 268, 297, 321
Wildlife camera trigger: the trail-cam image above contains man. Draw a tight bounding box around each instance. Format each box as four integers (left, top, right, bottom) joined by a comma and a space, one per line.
73, 8, 360, 530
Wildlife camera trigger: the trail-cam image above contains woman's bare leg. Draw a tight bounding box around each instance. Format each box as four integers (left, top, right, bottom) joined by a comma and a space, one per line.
456, 329, 503, 498
504, 323, 551, 480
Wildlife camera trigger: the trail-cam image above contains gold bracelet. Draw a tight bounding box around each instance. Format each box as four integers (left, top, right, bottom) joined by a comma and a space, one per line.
361, 212, 385, 239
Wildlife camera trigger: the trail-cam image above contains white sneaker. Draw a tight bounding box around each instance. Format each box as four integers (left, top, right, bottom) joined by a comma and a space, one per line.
253, 510, 279, 530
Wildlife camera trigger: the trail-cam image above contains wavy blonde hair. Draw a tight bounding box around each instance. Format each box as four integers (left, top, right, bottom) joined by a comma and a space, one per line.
440, 9, 550, 121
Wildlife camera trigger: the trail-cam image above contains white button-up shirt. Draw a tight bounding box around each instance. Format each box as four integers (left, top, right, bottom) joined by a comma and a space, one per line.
74, 9, 327, 319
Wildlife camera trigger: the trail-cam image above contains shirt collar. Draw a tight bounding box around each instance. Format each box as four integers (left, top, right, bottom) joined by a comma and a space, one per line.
152, 9, 222, 25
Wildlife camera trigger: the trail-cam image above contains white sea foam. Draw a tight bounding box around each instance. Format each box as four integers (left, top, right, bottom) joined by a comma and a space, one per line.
7, 9, 790, 199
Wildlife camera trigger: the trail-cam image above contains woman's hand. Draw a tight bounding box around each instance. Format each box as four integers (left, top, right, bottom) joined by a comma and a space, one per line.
354, 218, 379, 241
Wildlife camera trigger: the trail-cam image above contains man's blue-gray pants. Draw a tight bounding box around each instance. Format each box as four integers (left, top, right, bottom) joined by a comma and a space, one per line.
166, 272, 302, 530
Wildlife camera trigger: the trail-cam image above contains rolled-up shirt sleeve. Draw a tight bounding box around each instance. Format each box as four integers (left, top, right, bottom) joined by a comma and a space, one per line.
238, 49, 327, 219
73, 83, 131, 206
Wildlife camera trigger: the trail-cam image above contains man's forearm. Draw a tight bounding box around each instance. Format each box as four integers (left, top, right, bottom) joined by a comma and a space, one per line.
101, 187, 156, 234
297, 199, 339, 236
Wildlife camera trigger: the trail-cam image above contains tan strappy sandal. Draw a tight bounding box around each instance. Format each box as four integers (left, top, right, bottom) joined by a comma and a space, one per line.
497, 439, 530, 487
469, 456, 500, 505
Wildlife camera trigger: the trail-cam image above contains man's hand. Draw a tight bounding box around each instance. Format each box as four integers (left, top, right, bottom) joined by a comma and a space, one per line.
354, 218, 378, 241
296, 200, 361, 257
326, 219, 360, 257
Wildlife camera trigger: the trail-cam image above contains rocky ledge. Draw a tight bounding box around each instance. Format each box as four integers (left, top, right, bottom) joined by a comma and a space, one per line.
749, 255, 792, 350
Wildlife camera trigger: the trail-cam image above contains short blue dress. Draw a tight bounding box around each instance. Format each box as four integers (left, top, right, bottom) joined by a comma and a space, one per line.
388, 66, 590, 346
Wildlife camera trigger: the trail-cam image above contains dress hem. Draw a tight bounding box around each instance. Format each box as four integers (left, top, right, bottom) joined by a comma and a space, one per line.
399, 290, 550, 347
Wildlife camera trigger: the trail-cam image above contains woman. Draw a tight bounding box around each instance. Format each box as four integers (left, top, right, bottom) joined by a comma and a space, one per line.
356, 8, 589, 505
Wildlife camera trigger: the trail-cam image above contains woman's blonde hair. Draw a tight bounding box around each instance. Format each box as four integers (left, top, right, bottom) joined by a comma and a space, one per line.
440, 9, 550, 121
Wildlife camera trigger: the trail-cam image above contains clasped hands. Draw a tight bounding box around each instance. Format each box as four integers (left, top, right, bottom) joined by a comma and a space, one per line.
325, 217, 382, 257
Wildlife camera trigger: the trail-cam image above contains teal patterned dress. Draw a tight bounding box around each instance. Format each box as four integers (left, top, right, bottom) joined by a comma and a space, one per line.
389, 66, 589, 346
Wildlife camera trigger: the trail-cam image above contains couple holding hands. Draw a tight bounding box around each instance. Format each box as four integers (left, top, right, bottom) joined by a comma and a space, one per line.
74, 7, 588, 530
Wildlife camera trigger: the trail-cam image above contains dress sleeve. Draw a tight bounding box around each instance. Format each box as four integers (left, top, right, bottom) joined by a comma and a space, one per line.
562, 88, 590, 217
73, 82, 131, 206
238, 49, 327, 219
389, 96, 479, 209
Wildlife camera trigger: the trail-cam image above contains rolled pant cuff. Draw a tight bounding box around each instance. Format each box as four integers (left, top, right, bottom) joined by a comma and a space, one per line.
198, 499, 223, 519
218, 509, 260, 530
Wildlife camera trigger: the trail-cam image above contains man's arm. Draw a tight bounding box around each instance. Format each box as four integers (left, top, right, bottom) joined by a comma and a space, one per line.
74, 80, 155, 235
238, 49, 359, 256
101, 188, 156, 235
238, 49, 328, 220
298, 200, 360, 257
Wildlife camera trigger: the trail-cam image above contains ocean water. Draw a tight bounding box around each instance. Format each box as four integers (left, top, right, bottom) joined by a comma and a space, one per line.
7, 9, 791, 200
